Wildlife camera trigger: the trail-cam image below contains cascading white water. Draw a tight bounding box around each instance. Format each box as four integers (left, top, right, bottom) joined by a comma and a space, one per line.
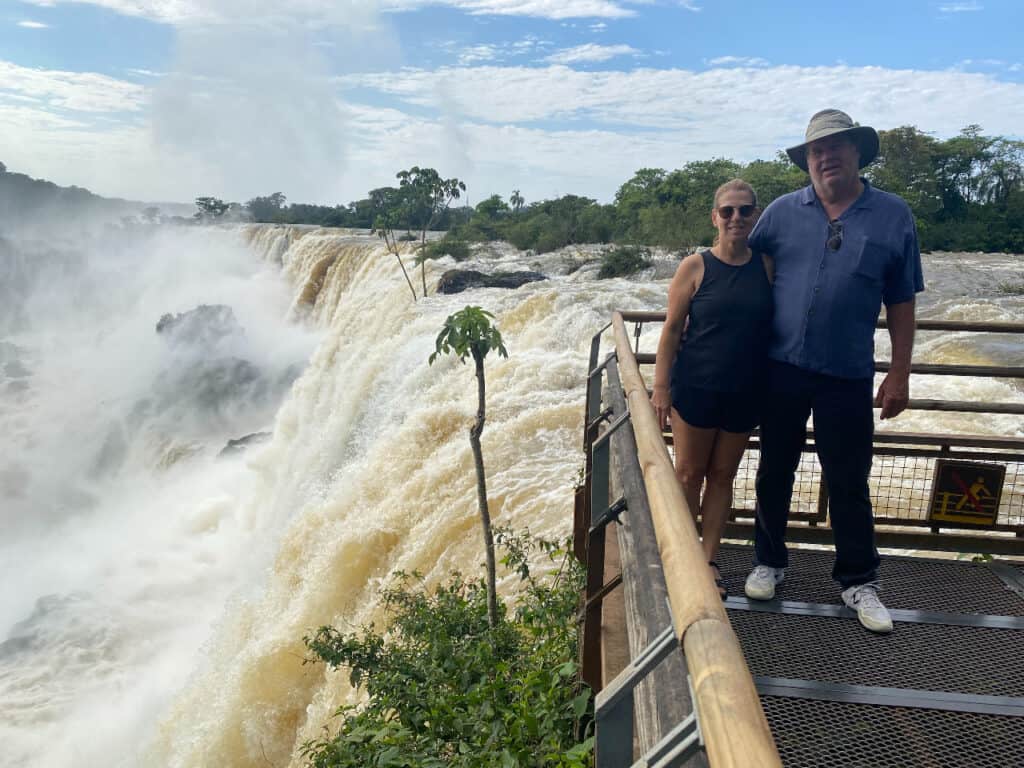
1, 224, 1021, 767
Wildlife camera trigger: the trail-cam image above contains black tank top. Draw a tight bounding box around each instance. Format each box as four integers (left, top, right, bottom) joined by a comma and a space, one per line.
671, 249, 773, 393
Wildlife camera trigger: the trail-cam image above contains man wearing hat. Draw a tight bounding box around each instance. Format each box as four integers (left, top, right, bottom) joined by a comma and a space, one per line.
743, 109, 924, 633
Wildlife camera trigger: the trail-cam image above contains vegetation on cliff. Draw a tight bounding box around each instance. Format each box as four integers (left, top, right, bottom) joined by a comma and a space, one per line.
238, 124, 1023, 255
302, 531, 593, 767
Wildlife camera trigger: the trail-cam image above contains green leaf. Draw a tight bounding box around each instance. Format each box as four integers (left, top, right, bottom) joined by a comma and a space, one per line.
571, 691, 590, 719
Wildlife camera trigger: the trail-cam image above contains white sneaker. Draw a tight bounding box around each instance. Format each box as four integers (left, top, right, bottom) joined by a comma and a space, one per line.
744, 565, 785, 600
842, 583, 893, 634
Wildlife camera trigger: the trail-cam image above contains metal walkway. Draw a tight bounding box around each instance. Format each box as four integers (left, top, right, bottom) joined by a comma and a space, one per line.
718, 544, 1024, 767
578, 311, 1024, 767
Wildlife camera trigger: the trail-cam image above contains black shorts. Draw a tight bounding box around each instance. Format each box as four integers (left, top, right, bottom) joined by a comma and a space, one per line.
671, 384, 760, 433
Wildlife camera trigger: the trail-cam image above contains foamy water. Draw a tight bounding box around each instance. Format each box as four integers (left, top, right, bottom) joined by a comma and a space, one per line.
1, 226, 1021, 767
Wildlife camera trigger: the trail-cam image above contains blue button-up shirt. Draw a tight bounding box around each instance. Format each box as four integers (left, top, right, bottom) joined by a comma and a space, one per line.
748, 180, 925, 379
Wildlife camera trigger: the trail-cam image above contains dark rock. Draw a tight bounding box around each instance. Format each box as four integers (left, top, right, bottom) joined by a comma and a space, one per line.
219, 431, 273, 457
156, 304, 243, 350
436, 269, 547, 295
164, 357, 265, 414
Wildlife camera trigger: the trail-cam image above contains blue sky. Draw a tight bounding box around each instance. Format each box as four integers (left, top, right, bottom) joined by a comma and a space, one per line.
2, 0, 1022, 205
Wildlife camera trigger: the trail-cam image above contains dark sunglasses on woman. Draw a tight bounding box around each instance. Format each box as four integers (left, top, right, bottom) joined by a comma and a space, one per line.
716, 204, 756, 219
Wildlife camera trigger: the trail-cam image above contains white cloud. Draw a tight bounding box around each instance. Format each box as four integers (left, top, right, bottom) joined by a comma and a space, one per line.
408, 0, 635, 18
706, 55, 770, 68
545, 43, 640, 64
19, 0, 385, 27
0, 60, 146, 112
17, 20, 50, 28
5, 58, 1024, 207
340, 63, 1024, 149
955, 58, 1023, 73
679, 0, 701, 10
438, 36, 550, 65
457, 44, 501, 65
939, 1, 982, 11
21, 0, 637, 23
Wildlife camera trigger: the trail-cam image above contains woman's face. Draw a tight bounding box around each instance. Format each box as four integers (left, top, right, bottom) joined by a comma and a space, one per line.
711, 188, 758, 245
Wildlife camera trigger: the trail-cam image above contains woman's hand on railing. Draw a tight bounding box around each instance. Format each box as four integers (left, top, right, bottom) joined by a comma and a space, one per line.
651, 384, 672, 432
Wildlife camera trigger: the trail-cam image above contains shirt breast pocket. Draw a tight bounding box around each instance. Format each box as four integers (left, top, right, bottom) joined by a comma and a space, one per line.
853, 238, 891, 286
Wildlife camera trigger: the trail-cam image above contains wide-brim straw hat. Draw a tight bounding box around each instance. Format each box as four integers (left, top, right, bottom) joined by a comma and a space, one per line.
786, 109, 880, 172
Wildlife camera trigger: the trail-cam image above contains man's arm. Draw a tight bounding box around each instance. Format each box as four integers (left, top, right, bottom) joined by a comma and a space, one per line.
875, 298, 915, 420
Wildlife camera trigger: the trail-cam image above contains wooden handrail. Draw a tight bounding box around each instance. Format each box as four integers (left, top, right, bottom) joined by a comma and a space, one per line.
611, 312, 781, 768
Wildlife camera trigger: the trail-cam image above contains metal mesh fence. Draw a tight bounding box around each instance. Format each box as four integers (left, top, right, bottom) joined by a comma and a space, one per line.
670, 441, 1024, 530
868, 453, 1024, 528
731, 449, 825, 521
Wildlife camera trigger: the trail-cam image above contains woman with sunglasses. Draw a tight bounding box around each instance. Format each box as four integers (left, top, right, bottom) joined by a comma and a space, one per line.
651, 178, 773, 598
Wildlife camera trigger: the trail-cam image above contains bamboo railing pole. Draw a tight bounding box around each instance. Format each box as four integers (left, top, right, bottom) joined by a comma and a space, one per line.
685, 620, 781, 768
611, 312, 781, 768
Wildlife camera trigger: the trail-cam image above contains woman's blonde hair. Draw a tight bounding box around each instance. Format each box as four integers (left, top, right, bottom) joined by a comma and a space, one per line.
713, 178, 758, 209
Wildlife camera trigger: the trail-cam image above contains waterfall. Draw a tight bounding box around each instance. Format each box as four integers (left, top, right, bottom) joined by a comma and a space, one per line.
1, 225, 1021, 767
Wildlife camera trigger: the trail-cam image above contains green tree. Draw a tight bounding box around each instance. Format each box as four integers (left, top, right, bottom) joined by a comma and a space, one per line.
614, 167, 666, 237
475, 194, 510, 220
866, 127, 942, 215
246, 192, 287, 222
194, 196, 229, 221
510, 189, 524, 213
740, 156, 808, 207
977, 137, 1024, 205
397, 167, 467, 296
429, 307, 508, 627
372, 188, 418, 302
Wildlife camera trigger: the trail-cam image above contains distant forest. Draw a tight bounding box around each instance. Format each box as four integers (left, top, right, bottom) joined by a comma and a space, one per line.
240, 125, 1024, 255
3, 124, 1022, 253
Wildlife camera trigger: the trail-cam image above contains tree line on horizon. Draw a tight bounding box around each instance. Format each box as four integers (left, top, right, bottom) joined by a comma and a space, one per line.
235, 124, 1023, 255
3, 123, 1021, 253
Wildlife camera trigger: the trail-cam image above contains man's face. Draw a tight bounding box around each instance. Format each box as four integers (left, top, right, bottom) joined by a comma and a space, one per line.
806, 134, 860, 194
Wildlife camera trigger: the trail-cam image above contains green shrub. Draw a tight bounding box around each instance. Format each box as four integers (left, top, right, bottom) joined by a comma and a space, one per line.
420, 238, 471, 262
301, 530, 594, 768
598, 246, 651, 279
997, 280, 1024, 295
534, 229, 569, 254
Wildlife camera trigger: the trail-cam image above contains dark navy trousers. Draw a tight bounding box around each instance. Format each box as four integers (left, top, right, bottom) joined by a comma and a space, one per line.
753, 360, 880, 588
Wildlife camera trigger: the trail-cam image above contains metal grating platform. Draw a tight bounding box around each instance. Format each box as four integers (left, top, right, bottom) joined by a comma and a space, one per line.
761, 696, 1024, 768
718, 544, 1024, 766
730, 610, 1024, 696
715, 544, 1024, 616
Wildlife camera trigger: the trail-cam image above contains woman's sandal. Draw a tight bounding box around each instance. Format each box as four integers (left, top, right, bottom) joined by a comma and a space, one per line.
709, 560, 727, 600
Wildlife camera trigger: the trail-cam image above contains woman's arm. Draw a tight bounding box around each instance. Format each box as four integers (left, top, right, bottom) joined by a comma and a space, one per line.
651, 253, 702, 429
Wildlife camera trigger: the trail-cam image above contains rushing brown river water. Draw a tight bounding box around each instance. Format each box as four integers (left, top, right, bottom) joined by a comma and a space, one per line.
0, 225, 1021, 766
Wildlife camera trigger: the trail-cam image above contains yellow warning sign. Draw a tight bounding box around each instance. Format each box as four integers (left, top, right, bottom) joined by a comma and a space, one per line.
928, 459, 1005, 527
